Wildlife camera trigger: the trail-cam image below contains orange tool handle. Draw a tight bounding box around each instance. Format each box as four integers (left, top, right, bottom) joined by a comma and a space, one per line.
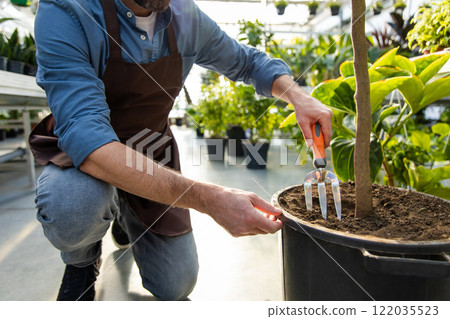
311, 123, 327, 168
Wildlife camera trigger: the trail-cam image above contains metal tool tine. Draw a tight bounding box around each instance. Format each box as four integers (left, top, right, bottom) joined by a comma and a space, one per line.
332, 181, 342, 220
304, 182, 313, 211
318, 182, 327, 219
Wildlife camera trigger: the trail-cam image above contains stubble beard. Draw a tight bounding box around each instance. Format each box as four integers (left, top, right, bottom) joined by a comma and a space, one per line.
134, 0, 171, 12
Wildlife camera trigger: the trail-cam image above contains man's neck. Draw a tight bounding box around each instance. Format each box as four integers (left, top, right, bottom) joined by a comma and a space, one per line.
121, 0, 152, 17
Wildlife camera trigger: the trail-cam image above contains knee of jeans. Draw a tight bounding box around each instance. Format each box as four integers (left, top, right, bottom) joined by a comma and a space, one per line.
146, 261, 199, 301
35, 166, 115, 251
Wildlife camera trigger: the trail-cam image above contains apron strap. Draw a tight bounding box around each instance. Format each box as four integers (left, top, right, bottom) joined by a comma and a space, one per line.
101, 0, 122, 61
166, 22, 178, 55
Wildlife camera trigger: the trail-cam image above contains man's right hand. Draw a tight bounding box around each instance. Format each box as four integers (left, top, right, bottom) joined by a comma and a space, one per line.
198, 186, 283, 237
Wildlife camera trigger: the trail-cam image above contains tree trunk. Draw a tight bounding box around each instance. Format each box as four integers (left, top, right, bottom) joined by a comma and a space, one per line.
351, 0, 372, 218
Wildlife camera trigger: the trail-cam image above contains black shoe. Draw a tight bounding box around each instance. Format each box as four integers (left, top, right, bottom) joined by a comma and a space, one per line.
111, 218, 130, 249
57, 258, 101, 301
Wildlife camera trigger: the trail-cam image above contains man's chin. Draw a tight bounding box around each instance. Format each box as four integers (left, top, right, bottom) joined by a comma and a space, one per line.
134, 0, 171, 12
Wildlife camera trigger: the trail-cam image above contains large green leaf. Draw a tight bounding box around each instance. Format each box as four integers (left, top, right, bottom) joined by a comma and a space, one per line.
419, 76, 450, 112
369, 47, 399, 70
311, 79, 356, 115
392, 55, 417, 74
372, 104, 399, 133
414, 54, 441, 76
407, 163, 450, 196
279, 112, 296, 128
418, 53, 450, 84
425, 187, 450, 201
340, 61, 354, 77
331, 134, 383, 183
432, 123, 450, 137
411, 131, 431, 152
397, 75, 424, 113
370, 76, 411, 113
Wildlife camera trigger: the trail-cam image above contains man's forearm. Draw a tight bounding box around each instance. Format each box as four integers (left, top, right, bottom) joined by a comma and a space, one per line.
79, 141, 214, 212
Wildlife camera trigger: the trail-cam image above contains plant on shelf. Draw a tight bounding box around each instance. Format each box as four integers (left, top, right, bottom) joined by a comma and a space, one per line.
6, 29, 26, 74
274, 0, 288, 15
373, 0, 383, 15
407, 0, 450, 54
327, 0, 341, 16
307, 0, 319, 16
22, 34, 37, 76
237, 19, 276, 52
10, 0, 32, 6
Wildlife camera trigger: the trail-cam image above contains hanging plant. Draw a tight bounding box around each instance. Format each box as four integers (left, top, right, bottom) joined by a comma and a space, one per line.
307, 1, 319, 16
328, 0, 342, 16
274, 0, 288, 15
373, 1, 383, 15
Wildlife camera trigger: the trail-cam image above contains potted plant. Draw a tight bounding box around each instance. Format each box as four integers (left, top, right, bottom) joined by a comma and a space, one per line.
237, 84, 282, 169
6, 29, 25, 74
373, 0, 383, 15
274, 2, 450, 299
393, 0, 406, 14
307, 1, 319, 16
407, 0, 450, 54
0, 34, 8, 71
328, 0, 341, 16
10, 0, 32, 6
23, 34, 37, 76
274, 0, 288, 16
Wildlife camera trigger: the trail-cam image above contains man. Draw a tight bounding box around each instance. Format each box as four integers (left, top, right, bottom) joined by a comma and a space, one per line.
31, 0, 332, 301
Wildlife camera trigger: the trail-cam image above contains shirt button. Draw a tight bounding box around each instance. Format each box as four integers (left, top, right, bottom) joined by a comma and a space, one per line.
127, 11, 132, 18
140, 35, 146, 40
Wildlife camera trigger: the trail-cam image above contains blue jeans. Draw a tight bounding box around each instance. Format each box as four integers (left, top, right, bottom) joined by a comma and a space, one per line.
35, 164, 199, 301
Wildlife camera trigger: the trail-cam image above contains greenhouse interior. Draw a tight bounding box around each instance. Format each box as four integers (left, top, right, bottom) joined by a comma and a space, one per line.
0, 0, 449, 304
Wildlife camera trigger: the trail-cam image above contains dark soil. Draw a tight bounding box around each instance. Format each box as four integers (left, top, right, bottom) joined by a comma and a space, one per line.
278, 182, 450, 241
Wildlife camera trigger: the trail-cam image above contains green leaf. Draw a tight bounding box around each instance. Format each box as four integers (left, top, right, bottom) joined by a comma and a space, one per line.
392, 55, 417, 74
407, 163, 450, 195
369, 47, 399, 70
331, 134, 382, 183
379, 105, 399, 123
370, 76, 411, 113
419, 76, 450, 112
418, 53, 450, 84
432, 123, 450, 137
425, 187, 450, 201
411, 131, 431, 152
339, 61, 354, 77
414, 54, 441, 76
311, 79, 356, 115
279, 112, 296, 128
397, 75, 424, 113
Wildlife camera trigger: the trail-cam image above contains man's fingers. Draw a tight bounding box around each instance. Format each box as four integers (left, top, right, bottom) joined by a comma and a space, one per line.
255, 216, 283, 234
250, 194, 282, 216
319, 112, 333, 148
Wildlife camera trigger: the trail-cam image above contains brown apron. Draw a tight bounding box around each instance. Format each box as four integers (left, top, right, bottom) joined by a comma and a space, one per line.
29, 0, 192, 236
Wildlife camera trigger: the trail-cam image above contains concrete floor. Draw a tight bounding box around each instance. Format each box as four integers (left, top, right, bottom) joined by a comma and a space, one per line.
0, 127, 313, 301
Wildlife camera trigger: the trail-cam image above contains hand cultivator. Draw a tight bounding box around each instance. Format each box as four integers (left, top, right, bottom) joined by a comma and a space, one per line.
304, 124, 342, 220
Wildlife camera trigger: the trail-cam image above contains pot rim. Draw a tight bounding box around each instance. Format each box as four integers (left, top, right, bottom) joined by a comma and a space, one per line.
272, 184, 450, 253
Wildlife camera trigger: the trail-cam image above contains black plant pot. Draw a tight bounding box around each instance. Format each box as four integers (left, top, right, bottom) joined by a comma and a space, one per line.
0, 56, 8, 71
330, 6, 340, 16
309, 7, 318, 16
205, 138, 227, 161
24, 64, 38, 76
196, 126, 204, 137
242, 140, 270, 169
0, 129, 6, 141
295, 77, 307, 86
276, 6, 286, 15
7, 60, 25, 74
6, 129, 19, 138
226, 125, 245, 157
373, 7, 382, 15
272, 187, 450, 301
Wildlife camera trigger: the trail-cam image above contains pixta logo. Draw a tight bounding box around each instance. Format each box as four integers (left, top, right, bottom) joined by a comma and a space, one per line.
126, 128, 172, 176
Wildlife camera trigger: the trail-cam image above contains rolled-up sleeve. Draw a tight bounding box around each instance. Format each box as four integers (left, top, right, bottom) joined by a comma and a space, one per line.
35, 0, 119, 167
193, 6, 291, 97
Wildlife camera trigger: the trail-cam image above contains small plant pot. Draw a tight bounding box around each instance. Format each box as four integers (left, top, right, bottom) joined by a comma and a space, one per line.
205, 138, 227, 161
309, 6, 318, 16
0, 129, 6, 141
295, 77, 307, 86
226, 125, 245, 157
0, 56, 8, 71
6, 129, 19, 138
272, 185, 450, 301
175, 118, 183, 126
24, 64, 38, 76
7, 60, 25, 74
242, 140, 270, 169
196, 126, 204, 137
373, 7, 382, 15
330, 6, 340, 16
276, 6, 286, 15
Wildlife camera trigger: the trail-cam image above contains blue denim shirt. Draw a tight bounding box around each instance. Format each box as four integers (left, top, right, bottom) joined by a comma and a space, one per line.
35, 0, 291, 167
